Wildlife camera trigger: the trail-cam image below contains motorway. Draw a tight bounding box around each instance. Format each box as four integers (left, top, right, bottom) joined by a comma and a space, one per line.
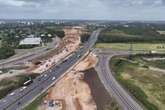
0, 29, 101, 110
95, 49, 143, 110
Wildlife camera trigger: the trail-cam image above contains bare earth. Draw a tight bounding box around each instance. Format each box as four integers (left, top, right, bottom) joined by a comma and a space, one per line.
30, 27, 81, 73
0, 27, 82, 80
39, 53, 97, 110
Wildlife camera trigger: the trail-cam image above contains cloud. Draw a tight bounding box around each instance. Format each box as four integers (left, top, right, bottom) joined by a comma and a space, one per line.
0, 0, 165, 20
0, 0, 26, 6
100, 0, 165, 7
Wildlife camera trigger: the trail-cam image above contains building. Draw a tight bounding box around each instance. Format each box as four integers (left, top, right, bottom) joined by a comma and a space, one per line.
19, 37, 42, 46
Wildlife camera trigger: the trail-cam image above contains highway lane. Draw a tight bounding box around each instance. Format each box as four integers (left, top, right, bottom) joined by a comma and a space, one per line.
0, 37, 60, 68
0, 29, 101, 110
95, 51, 143, 110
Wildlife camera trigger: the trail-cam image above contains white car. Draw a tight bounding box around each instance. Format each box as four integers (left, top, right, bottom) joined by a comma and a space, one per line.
44, 74, 48, 77
77, 55, 81, 58
2, 100, 6, 103
9, 92, 15, 96
52, 77, 56, 80
20, 86, 27, 91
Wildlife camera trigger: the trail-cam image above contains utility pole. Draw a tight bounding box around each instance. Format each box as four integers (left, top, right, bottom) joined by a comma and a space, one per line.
129, 42, 133, 53
129, 42, 133, 59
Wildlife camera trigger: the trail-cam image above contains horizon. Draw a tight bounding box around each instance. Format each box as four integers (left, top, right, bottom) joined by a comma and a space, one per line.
0, 19, 165, 22
0, 0, 165, 21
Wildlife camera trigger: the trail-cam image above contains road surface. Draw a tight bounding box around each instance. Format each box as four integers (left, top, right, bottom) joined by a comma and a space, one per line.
0, 29, 101, 110
0, 37, 60, 69
95, 49, 143, 110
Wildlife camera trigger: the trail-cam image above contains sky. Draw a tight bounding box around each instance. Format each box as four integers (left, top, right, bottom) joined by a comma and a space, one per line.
0, 0, 165, 20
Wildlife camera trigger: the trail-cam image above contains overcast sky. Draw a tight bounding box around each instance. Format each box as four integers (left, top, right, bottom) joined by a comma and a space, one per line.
0, 0, 165, 20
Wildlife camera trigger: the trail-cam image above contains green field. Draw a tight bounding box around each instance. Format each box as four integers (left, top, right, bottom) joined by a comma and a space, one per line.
111, 57, 165, 110
103, 29, 136, 38
98, 28, 165, 43
96, 43, 165, 52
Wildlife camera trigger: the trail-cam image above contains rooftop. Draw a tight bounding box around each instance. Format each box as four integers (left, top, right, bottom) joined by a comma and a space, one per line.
19, 37, 42, 45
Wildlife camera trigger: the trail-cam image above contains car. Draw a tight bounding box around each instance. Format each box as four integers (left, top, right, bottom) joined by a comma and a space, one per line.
46, 64, 49, 67
41, 74, 45, 77
38, 78, 41, 81
52, 77, 56, 80
9, 71, 13, 74
2, 100, 6, 103
17, 102, 21, 105
63, 59, 67, 63
23, 79, 33, 86
77, 55, 81, 58
40, 87, 44, 91
49, 70, 52, 72
44, 74, 48, 77
9, 92, 15, 96
20, 86, 27, 91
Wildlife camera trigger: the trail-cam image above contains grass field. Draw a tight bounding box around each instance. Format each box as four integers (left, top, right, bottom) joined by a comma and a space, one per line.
98, 28, 165, 43
111, 57, 165, 110
103, 29, 137, 38
96, 43, 165, 52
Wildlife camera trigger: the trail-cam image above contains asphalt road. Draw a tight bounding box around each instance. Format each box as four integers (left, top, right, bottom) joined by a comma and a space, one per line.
0, 29, 101, 110
0, 37, 60, 69
95, 49, 143, 110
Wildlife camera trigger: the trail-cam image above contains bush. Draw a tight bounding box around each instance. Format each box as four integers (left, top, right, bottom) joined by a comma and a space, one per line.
81, 34, 90, 43
0, 84, 16, 99
17, 45, 37, 49
54, 30, 65, 38
98, 27, 165, 43
0, 47, 15, 59
98, 33, 165, 43
45, 27, 65, 38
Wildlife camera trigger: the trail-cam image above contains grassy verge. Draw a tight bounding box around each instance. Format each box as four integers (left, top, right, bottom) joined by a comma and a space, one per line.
126, 55, 165, 69
96, 43, 165, 52
110, 57, 165, 110
145, 59, 165, 69
23, 92, 47, 110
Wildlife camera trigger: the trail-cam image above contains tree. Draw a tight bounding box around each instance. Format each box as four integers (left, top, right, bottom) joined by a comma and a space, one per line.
1, 32, 19, 48
0, 47, 15, 59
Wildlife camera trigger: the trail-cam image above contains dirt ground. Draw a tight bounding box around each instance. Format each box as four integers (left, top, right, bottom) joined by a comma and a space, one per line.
39, 53, 97, 110
84, 68, 121, 110
0, 27, 82, 81
26, 27, 82, 74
